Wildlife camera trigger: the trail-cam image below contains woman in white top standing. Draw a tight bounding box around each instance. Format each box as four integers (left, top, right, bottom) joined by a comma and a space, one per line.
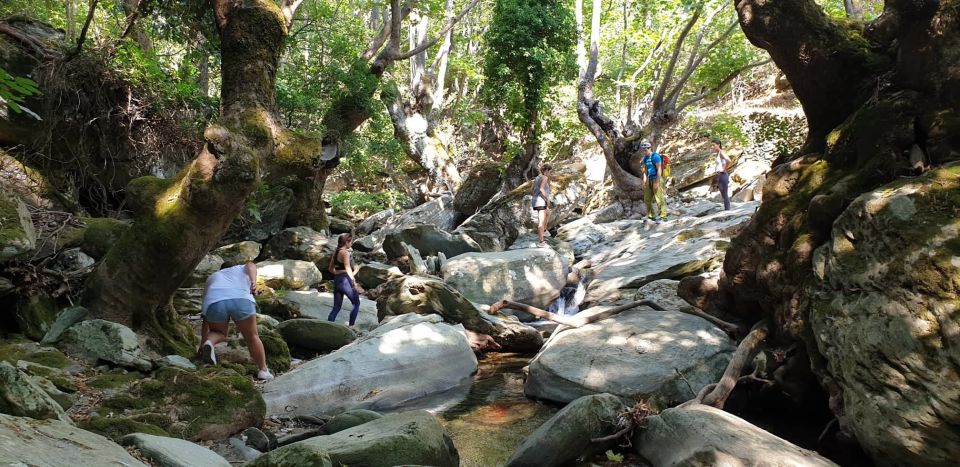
199, 261, 273, 380
531, 164, 553, 246
711, 138, 732, 210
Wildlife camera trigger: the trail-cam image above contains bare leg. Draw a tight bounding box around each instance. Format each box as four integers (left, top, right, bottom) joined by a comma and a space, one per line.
537, 209, 547, 243
205, 320, 229, 345
236, 315, 268, 371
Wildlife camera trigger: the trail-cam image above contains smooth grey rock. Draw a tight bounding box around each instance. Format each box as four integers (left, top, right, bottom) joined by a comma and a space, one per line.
633, 279, 688, 311
122, 432, 231, 467
634, 404, 837, 466
383, 224, 480, 260
441, 248, 566, 308
261, 226, 336, 265
809, 170, 960, 466
160, 355, 196, 370
0, 413, 145, 466
223, 185, 294, 243
506, 393, 626, 467
256, 313, 280, 328
0, 194, 36, 262
213, 241, 262, 265
261, 314, 477, 417
243, 427, 273, 452
40, 306, 88, 344
257, 259, 323, 289
0, 361, 70, 422
25, 374, 75, 411
229, 436, 263, 462
172, 287, 203, 314
357, 208, 395, 235
58, 319, 153, 371
186, 254, 224, 287
247, 411, 458, 467
377, 275, 542, 352
358, 196, 463, 253
525, 308, 734, 405
328, 217, 355, 234
355, 262, 402, 289
508, 234, 575, 265
324, 409, 383, 434
276, 319, 356, 352
279, 290, 379, 330
402, 242, 429, 275
54, 248, 95, 273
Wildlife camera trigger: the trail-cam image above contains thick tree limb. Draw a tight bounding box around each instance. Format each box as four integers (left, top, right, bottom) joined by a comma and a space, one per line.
280, 0, 305, 28
390, 0, 480, 60
70, 0, 100, 58
488, 300, 582, 327
651, 7, 701, 109
699, 319, 770, 408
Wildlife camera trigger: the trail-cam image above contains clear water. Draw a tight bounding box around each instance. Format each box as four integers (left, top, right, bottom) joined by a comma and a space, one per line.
437, 353, 558, 467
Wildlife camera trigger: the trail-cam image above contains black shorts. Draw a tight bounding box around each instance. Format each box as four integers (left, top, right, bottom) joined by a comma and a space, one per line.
533, 205, 548, 211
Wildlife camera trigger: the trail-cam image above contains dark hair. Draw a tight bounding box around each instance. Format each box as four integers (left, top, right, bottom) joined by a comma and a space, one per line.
710, 138, 722, 148
336, 233, 353, 249
541, 164, 553, 173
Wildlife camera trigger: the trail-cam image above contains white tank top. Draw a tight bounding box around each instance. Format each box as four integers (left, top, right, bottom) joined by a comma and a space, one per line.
715, 152, 727, 174
202, 265, 255, 311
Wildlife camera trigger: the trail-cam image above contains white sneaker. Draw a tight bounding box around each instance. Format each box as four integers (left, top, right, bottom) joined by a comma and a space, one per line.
257, 369, 275, 381
200, 341, 217, 365
544, 231, 552, 237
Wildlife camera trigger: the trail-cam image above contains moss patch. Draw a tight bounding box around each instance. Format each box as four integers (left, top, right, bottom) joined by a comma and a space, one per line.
78, 416, 168, 442
93, 366, 265, 441
259, 325, 291, 372
14, 295, 59, 341
87, 372, 142, 390
80, 217, 130, 258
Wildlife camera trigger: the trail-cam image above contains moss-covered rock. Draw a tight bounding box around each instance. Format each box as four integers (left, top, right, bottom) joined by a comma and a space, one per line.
93, 367, 265, 441
0, 193, 36, 261
0, 361, 70, 422
86, 371, 142, 390
79, 217, 130, 259
78, 416, 169, 442
323, 409, 383, 434
275, 319, 355, 354
14, 294, 58, 341
58, 319, 153, 371
259, 325, 291, 372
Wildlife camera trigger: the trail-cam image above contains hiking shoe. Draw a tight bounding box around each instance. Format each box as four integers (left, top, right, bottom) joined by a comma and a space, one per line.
200, 341, 217, 365
544, 231, 552, 237
652, 217, 662, 225
257, 369, 275, 381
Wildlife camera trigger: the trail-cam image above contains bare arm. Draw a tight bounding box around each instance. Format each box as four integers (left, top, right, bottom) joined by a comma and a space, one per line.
244, 261, 257, 293
342, 250, 363, 292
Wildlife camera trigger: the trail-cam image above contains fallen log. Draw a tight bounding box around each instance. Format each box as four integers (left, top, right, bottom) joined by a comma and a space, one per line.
488, 300, 581, 327
698, 319, 770, 408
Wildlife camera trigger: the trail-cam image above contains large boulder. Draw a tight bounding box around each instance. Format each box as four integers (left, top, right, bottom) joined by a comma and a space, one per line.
454, 170, 586, 251
248, 410, 459, 467
324, 409, 383, 434
223, 185, 295, 243
809, 166, 960, 466
357, 208, 394, 235
0, 361, 70, 422
355, 262, 402, 288
0, 194, 36, 261
506, 393, 626, 467
355, 196, 463, 253
0, 413, 146, 466
453, 161, 503, 215
121, 433, 232, 467
441, 248, 566, 309
382, 224, 480, 260
256, 260, 324, 289
634, 404, 836, 466
261, 226, 335, 265
525, 308, 734, 405
58, 319, 152, 371
212, 241, 262, 265
184, 254, 224, 287
14, 294, 58, 341
377, 275, 542, 352
261, 314, 477, 417
276, 290, 379, 330
275, 319, 356, 353
82, 367, 265, 441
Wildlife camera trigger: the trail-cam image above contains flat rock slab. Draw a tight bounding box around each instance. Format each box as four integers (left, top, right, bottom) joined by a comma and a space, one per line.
634, 404, 837, 466
525, 308, 734, 406
248, 410, 458, 467
276, 318, 356, 352
0, 413, 146, 466
122, 433, 231, 467
0, 361, 69, 422
261, 314, 477, 417
441, 248, 566, 308
280, 290, 379, 330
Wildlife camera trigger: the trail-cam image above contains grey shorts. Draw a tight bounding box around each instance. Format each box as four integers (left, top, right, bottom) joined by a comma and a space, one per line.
204, 299, 256, 323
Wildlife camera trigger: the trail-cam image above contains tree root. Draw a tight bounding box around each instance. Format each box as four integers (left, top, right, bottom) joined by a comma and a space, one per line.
590, 399, 652, 444
696, 319, 770, 408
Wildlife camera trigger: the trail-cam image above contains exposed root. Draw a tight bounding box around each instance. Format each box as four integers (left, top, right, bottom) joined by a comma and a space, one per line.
591, 399, 653, 444
697, 319, 770, 408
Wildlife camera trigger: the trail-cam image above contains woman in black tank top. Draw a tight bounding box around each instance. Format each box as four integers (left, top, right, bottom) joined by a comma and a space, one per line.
327, 233, 364, 325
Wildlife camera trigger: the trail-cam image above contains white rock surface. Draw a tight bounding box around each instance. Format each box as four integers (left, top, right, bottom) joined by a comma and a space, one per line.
261, 314, 477, 417
0, 413, 146, 466
441, 248, 567, 308
122, 433, 231, 467
257, 260, 323, 289
280, 290, 379, 330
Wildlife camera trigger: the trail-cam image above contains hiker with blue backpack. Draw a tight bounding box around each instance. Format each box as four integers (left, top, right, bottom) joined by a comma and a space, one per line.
639, 141, 668, 223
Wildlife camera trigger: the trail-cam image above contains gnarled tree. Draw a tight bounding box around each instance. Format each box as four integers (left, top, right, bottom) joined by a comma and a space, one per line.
699, 1, 960, 465
83, 0, 316, 354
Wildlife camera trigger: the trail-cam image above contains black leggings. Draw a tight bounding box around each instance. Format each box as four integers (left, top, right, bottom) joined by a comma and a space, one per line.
717, 172, 730, 210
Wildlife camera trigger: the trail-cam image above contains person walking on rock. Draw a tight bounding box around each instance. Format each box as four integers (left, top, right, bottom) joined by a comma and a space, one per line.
640, 141, 667, 223
532, 164, 553, 246
712, 138, 732, 210
200, 261, 274, 381
327, 233, 364, 326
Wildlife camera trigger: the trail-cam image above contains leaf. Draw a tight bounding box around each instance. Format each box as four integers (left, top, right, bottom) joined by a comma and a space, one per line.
606, 450, 625, 463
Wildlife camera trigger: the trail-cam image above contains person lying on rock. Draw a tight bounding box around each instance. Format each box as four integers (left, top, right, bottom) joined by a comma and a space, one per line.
327, 233, 365, 326
531, 163, 553, 246
199, 261, 274, 381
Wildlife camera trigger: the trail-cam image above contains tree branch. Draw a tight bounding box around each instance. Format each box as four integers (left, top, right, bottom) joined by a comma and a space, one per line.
676, 58, 771, 111
280, 0, 306, 28
390, 0, 480, 60
665, 19, 738, 107
699, 320, 770, 408
70, 0, 100, 58
651, 7, 701, 109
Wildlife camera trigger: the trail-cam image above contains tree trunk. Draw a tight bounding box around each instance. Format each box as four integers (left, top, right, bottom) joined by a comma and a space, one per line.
65, 0, 77, 43
843, 0, 863, 20
122, 0, 153, 53
83, 0, 299, 355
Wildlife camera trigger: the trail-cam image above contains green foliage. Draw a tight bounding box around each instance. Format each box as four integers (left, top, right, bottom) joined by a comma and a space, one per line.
328, 190, 410, 218
482, 0, 576, 131
605, 450, 625, 463
748, 112, 806, 157
0, 67, 41, 119
706, 113, 748, 147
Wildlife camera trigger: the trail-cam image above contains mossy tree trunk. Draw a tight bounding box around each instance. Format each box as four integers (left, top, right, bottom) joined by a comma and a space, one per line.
709, 0, 960, 461
83, 0, 311, 355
